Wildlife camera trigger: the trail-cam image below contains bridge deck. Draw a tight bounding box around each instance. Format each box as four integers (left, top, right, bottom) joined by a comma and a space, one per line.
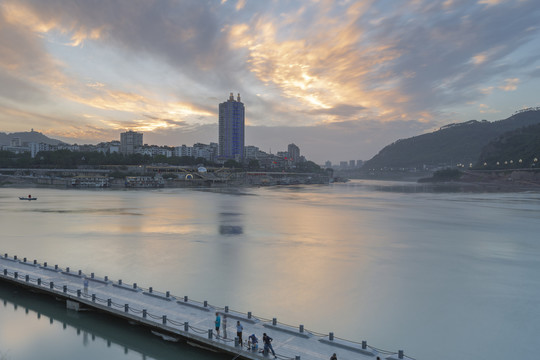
0, 254, 409, 360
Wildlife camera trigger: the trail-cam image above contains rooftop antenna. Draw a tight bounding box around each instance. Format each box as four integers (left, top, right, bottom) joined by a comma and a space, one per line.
229, 92, 234, 101
237, 93, 241, 102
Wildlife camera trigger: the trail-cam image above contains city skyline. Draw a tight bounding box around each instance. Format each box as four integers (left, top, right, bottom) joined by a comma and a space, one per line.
1, 1, 540, 164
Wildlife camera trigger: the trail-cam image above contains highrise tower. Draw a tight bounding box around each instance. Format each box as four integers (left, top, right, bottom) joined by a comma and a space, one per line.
219, 92, 245, 161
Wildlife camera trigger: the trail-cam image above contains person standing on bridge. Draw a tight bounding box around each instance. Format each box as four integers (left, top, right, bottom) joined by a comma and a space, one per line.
215, 312, 221, 337
83, 277, 89, 294
236, 320, 243, 346
263, 333, 276, 358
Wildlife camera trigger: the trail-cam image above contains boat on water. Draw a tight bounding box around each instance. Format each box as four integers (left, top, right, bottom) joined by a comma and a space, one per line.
19, 195, 37, 201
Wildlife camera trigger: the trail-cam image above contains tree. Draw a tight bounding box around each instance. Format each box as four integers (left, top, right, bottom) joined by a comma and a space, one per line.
224, 159, 241, 169
248, 159, 260, 170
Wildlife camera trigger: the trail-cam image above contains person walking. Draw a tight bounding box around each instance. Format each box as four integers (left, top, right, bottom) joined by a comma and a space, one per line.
215, 312, 221, 337
330, 353, 337, 360
263, 333, 276, 358
236, 321, 243, 346
83, 277, 89, 295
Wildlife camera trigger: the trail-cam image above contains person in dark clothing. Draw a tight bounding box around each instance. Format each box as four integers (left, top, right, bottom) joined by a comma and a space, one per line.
330, 353, 337, 360
263, 333, 276, 358
236, 321, 243, 346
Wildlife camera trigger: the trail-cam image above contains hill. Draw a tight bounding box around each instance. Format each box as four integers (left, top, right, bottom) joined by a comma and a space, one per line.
0, 130, 64, 146
476, 122, 540, 169
362, 109, 540, 170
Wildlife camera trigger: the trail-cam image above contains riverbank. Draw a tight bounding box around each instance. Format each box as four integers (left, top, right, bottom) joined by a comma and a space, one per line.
417, 169, 540, 192
0, 172, 331, 189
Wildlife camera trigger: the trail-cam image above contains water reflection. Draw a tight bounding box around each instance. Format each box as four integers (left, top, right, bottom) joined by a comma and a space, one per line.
217, 197, 244, 236
0, 282, 228, 360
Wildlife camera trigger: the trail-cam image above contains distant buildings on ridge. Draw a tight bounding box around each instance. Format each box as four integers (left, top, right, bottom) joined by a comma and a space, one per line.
325, 160, 364, 170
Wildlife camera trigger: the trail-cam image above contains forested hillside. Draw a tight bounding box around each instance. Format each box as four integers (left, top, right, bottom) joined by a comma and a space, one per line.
476, 123, 540, 169
362, 109, 540, 170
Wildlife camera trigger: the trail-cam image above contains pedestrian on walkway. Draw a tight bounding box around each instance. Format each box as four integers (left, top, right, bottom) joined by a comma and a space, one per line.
83, 277, 89, 294
248, 333, 258, 351
215, 312, 221, 337
263, 332, 276, 358
330, 353, 337, 360
236, 320, 243, 346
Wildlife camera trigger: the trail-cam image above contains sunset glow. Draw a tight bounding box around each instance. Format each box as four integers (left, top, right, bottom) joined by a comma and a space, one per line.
1, 0, 539, 162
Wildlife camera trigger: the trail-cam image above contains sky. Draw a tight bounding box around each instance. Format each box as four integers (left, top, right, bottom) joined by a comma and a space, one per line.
1, 0, 540, 164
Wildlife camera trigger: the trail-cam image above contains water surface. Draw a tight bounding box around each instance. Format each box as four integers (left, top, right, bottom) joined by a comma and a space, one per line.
1, 181, 539, 360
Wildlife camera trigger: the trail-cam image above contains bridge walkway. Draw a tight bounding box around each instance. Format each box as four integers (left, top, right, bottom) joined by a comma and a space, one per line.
0, 254, 411, 360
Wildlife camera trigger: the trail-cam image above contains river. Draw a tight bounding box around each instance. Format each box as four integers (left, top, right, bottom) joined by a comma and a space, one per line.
1, 181, 539, 360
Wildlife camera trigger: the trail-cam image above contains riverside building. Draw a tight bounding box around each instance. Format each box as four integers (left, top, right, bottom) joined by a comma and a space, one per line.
218, 93, 245, 161
120, 130, 143, 155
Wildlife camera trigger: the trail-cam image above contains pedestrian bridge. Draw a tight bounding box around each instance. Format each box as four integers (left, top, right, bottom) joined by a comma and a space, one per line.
0, 253, 413, 360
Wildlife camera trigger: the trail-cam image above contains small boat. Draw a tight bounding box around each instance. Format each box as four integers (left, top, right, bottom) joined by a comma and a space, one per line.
19, 195, 37, 201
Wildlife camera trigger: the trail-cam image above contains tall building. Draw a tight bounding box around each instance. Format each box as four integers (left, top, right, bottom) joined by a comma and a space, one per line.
219, 92, 245, 161
287, 143, 300, 163
120, 130, 143, 155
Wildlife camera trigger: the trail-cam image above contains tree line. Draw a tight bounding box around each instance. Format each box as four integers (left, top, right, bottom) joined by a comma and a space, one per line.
0, 150, 216, 169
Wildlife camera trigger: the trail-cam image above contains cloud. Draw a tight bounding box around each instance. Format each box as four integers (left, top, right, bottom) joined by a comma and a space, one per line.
0, 7, 68, 98
1, 0, 540, 162
227, 5, 405, 124
3, 0, 240, 87
478, 0, 504, 6
373, 0, 540, 113
498, 78, 520, 91
478, 103, 500, 114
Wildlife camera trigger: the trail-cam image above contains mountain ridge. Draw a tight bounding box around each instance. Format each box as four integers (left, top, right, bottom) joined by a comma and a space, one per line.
362, 109, 540, 170
0, 130, 65, 146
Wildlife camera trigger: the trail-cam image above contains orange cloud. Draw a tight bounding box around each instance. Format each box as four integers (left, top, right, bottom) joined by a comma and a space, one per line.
499, 78, 519, 91
1, 1, 104, 46
478, 0, 504, 6
227, 7, 411, 124
60, 83, 215, 128
471, 53, 488, 65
